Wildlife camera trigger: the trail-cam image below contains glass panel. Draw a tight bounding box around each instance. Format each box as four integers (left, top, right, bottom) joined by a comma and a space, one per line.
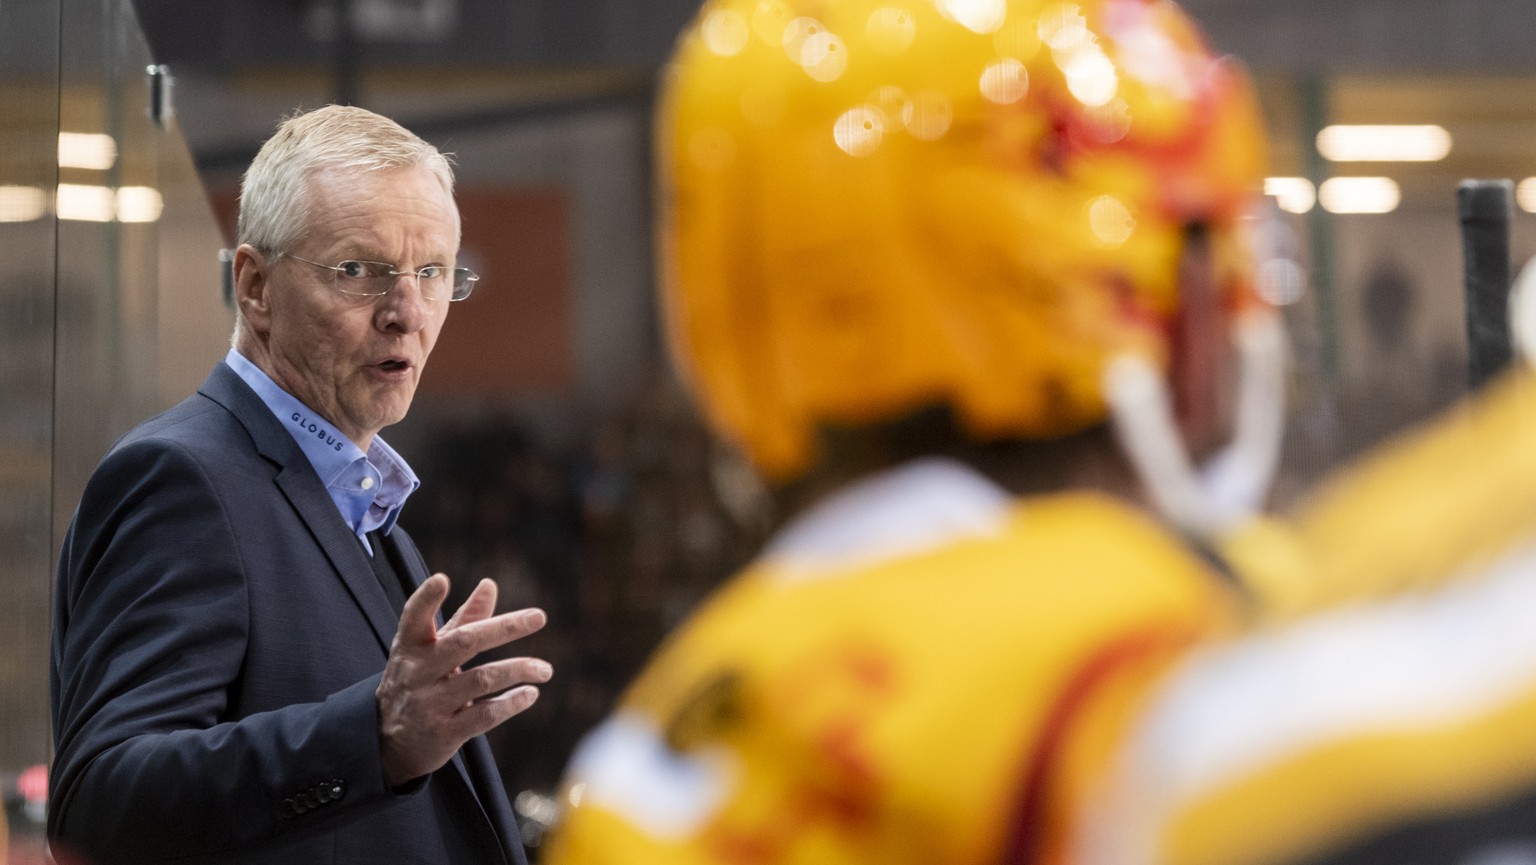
0, 0, 60, 855
0, 0, 63, 806
53, 0, 231, 536
54, 0, 167, 528
152, 75, 235, 407
0, 0, 228, 853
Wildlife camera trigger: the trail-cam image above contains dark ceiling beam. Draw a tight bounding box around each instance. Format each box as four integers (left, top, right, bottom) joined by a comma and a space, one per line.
191, 72, 654, 173
1181, 0, 1536, 73
131, 0, 707, 72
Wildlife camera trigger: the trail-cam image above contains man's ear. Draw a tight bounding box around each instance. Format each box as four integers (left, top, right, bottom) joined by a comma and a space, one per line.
233, 244, 273, 334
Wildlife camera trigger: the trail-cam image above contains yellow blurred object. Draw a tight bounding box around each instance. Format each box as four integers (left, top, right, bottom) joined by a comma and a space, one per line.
660, 0, 1269, 480
1082, 370, 1536, 865
552, 2, 1283, 864
1225, 368, 1536, 622
547, 461, 1240, 865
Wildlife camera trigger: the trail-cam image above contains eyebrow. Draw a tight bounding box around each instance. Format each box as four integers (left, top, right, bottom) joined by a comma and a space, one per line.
337, 252, 454, 268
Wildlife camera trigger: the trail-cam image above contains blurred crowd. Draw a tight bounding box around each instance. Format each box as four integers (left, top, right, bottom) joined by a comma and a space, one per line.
401, 369, 771, 814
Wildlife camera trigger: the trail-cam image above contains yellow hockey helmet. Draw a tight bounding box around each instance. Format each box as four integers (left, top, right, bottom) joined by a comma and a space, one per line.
659, 0, 1270, 481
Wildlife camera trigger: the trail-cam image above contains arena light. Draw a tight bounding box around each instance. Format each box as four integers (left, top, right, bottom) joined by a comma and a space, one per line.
54, 184, 164, 222
1318, 177, 1400, 214
1517, 178, 1536, 214
0, 185, 48, 222
57, 184, 115, 222
117, 186, 164, 223
1316, 125, 1451, 162
58, 132, 117, 170
1264, 177, 1315, 214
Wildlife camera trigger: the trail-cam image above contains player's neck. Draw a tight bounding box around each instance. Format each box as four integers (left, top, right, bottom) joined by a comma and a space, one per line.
768, 423, 1147, 531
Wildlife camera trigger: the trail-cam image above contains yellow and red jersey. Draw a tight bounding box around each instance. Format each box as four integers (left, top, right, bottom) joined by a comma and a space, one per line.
546, 458, 1240, 865
1085, 370, 1536, 865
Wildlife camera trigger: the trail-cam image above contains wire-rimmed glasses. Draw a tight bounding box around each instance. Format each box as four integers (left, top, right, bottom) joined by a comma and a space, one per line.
287, 254, 479, 302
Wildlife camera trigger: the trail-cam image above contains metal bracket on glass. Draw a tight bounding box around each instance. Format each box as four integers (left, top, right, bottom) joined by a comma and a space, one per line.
220, 248, 236, 308
147, 64, 174, 129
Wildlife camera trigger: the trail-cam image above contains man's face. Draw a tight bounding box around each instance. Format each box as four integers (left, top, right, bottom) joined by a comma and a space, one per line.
243, 164, 458, 449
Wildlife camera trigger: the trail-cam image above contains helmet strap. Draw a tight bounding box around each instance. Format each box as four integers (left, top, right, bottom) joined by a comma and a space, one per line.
1103, 311, 1287, 541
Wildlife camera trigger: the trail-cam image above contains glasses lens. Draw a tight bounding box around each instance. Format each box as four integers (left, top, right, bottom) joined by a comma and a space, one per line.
450, 268, 479, 301
334, 260, 394, 296
410, 266, 444, 301
317, 258, 474, 301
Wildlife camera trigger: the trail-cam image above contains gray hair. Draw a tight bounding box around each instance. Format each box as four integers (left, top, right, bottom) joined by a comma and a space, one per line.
237, 104, 456, 256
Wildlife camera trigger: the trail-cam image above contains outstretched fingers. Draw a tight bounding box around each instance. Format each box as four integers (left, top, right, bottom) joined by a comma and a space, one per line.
441, 578, 498, 632
437, 606, 546, 664
379, 575, 553, 787
453, 684, 544, 738
444, 656, 553, 710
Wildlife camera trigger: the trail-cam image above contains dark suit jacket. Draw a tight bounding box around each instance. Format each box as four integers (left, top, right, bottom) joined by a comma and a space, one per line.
50, 363, 527, 865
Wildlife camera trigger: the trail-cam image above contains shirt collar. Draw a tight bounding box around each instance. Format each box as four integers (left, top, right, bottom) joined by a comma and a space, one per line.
224, 348, 420, 551
761, 456, 1013, 577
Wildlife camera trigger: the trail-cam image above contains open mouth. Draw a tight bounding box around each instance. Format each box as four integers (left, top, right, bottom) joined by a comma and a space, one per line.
378, 359, 410, 373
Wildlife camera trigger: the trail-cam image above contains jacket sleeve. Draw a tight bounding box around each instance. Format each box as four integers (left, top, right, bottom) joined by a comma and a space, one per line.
49, 436, 409, 863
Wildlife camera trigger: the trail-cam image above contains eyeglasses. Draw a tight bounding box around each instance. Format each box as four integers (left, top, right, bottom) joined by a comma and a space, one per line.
286, 254, 479, 302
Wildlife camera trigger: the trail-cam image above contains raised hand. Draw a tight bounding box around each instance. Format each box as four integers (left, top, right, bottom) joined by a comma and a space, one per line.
376, 574, 551, 788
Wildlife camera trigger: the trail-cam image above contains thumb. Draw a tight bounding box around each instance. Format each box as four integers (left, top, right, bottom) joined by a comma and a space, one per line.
397, 573, 450, 646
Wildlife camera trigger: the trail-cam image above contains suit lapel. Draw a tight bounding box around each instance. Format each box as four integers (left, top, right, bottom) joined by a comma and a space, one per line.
201, 365, 522, 860
279, 472, 401, 652
199, 364, 400, 654
461, 735, 525, 865
200, 363, 520, 859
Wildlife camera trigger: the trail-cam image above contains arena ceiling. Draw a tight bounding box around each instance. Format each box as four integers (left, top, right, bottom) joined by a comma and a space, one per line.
121, 0, 1536, 211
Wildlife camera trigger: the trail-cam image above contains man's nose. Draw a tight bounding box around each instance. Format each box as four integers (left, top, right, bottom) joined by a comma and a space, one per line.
375, 271, 431, 332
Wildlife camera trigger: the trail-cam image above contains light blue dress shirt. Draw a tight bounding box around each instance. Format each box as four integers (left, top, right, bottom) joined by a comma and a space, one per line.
224, 348, 419, 555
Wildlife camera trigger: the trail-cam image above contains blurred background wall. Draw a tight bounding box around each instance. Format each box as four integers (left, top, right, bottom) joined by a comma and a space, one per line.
7, 0, 1536, 859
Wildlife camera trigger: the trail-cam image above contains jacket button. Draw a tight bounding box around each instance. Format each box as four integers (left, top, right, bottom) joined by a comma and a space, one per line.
281, 798, 296, 819
302, 790, 320, 809
330, 779, 346, 801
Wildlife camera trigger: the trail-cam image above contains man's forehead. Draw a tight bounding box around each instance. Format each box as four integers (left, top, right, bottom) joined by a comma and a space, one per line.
298, 165, 461, 252
307, 162, 454, 199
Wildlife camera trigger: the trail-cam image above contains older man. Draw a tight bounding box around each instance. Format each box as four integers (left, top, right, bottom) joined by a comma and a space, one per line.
50, 105, 550, 865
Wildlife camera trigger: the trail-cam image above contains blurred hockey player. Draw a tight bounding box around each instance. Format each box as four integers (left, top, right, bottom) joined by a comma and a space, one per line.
545, 0, 1282, 863
1076, 262, 1536, 865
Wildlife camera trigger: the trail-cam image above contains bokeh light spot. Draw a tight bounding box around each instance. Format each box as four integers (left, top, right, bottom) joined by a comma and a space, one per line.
1061, 44, 1118, 107
1081, 98, 1132, 143
1088, 194, 1135, 246
782, 16, 823, 59
801, 32, 849, 82
751, 0, 792, 46
869, 85, 913, 129
939, 0, 1006, 34
1257, 258, 1306, 306
867, 6, 917, 54
1037, 2, 1087, 50
980, 58, 1029, 104
903, 91, 953, 140
834, 106, 886, 156
702, 9, 750, 56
